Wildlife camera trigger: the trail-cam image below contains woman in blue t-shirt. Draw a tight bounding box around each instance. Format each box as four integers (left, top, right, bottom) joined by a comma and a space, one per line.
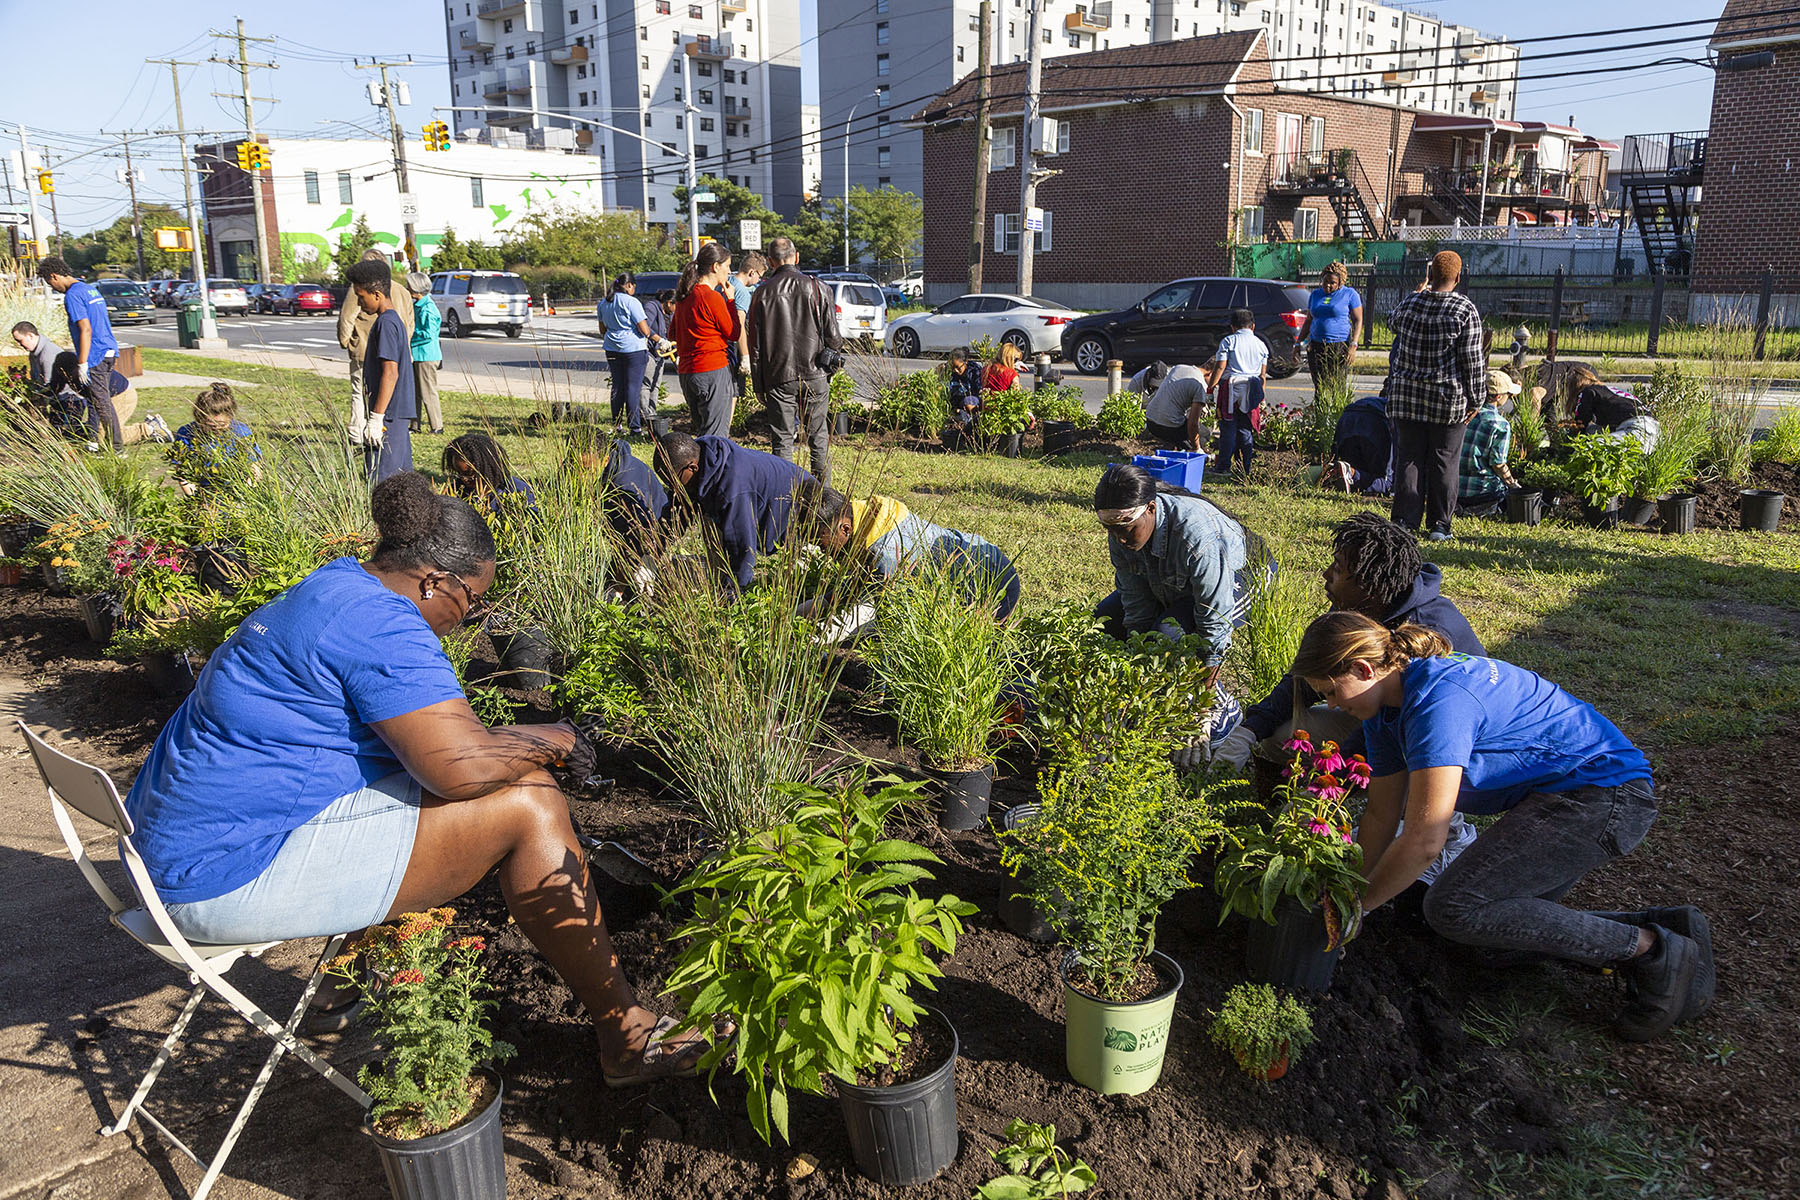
1292, 611, 1712, 1043
1297, 260, 1363, 404
125, 472, 709, 1085
599, 274, 658, 434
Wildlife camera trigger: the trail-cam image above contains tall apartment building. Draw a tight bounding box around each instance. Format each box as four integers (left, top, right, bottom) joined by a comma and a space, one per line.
818, 0, 1519, 198
442, 0, 805, 232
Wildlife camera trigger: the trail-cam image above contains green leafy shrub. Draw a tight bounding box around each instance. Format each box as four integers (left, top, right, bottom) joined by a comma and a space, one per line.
1564, 433, 1642, 505
663, 776, 976, 1145
516, 265, 595, 300
975, 1120, 1097, 1199
1752, 406, 1800, 467
975, 386, 1034, 438
1032, 385, 1091, 428
1517, 459, 1570, 498
828, 370, 856, 414
873, 369, 949, 432
1095, 391, 1147, 439
1209, 983, 1315, 1078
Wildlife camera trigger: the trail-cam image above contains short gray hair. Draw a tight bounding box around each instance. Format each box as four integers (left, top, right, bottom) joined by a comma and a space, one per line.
405, 271, 432, 297
769, 235, 798, 264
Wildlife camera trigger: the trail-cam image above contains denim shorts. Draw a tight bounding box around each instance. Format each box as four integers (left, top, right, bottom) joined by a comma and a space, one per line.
161, 771, 424, 945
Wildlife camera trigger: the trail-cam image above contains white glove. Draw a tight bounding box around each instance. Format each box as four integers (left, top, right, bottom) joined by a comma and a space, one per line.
817, 602, 877, 646
76, 362, 90, 387
363, 413, 387, 447
1171, 741, 1209, 770
1211, 725, 1258, 773
629, 562, 656, 596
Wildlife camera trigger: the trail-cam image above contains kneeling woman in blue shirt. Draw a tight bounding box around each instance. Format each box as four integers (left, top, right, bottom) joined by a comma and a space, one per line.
126, 471, 707, 1085
1293, 611, 1713, 1043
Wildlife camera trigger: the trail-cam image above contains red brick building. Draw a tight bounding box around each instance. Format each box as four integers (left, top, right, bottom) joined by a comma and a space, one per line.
912, 30, 1611, 308
1691, 0, 1800, 300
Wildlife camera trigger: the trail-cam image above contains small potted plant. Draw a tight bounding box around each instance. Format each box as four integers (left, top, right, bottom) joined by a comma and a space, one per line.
1032, 385, 1090, 454
663, 776, 977, 1186
866, 562, 1020, 829
1001, 761, 1231, 1095
1209, 982, 1315, 1081
975, 385, 1034, 458
1564, 433, 1641, 529
0, 555, 25, 586
828, 370, 857, 436
330, 908, 515, 1200
33, 516, 111, 598
1215, 732, 1367, 992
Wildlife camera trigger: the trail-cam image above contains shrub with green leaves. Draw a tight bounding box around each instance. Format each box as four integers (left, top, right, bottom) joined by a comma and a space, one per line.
1032, 385, 1091, 428
975, 1120, 1097, 1200
441, 628, 521, 728
1209, 982, 1314, 1078
1095, 390, 1148, 439
975, 386, 1034, 438
1564, 433, 1642, 505
663, 776, 976, 1145
873, 369, 949, 432
828, 369, 856, 414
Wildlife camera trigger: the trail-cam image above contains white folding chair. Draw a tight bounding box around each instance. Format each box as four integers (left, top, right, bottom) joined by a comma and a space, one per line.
18, 721, 372, 1200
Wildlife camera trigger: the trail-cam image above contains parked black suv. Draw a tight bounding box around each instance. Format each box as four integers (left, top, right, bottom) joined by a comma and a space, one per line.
1059, 277, 1310, 377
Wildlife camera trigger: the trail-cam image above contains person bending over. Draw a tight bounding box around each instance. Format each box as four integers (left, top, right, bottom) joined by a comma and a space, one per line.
1092, 462, 1271, 747
444, 433, 537, 518
172, 382, 261, 494
48, 352, 169, 447
653, 431, 817, 595
1294, 611, 1713, 1043
945, 347, 985, 430
1130, 360, 1210, 450
125, 472, 710, 1083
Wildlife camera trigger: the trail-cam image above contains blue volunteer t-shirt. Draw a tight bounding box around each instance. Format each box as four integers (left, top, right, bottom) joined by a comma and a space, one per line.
362, 308, 418, 421
601, 291, 648, 353
1307, 285, 1362, 344
124, 557, 465, 902
65, 281, 119, 365
1363, 654, 1650, 815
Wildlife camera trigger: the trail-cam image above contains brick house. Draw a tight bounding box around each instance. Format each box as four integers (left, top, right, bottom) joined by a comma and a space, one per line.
912, 30, 1610, 308
1690, 0, 1800, 307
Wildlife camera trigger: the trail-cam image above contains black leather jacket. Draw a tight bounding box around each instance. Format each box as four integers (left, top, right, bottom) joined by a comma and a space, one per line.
747, 264, 842, 394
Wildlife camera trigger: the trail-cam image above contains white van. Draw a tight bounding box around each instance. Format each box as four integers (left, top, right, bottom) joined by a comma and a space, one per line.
431, 270, 531, 338
822, 278, 888, 345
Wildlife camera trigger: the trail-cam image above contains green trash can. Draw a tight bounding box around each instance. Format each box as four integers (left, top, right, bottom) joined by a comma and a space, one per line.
178, 304, 202, 349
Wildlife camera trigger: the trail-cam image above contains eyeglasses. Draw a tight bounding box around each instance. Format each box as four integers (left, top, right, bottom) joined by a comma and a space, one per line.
446, 571, 491, 619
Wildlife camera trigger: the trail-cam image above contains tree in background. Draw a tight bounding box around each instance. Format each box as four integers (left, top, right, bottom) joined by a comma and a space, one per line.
496, 203, 680, 276
671, 175, 790, 249
63, 204, 197, 279
784, 195, 842, 269
428, 228, 468, 272
847, 186, 924, 275
333, 215, 380, 282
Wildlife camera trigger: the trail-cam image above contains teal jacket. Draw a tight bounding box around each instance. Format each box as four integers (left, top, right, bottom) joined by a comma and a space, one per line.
411, 296, 442, 364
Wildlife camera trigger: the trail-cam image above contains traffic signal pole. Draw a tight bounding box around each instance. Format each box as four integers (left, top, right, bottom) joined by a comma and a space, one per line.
209, 19, 277, 282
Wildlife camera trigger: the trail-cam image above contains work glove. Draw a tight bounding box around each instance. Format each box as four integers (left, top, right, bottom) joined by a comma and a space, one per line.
817, 601, 877, 646
363, 413, 387, 448
1211, 725, 1257, 774
76, 362, 90, 387
1171, 741, 1208, 771
628, 562, 656, 596
1322, 895, 1364, 953
555, 723, 598, 781
1154, 617, 1186, 643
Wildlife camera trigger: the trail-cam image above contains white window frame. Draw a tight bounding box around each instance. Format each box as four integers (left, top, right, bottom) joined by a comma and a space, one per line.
1294, 207, 1318, 240
991, 212, 1051, 254
989, 125, 1017, 171
1239, 205, 1265, 241
1242, 108, 1264, 155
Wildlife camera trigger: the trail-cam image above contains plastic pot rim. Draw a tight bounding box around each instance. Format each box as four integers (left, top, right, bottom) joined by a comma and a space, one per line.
364, 1070, 503, 1152
1059, 948, 1185, 1009
833, 1007, 959, 1103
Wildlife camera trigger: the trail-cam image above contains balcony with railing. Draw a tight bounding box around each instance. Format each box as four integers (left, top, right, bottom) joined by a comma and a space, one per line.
724, 98, 752, 118
551, 41, 588, 64
1424, 165, 1573, 206
1620, 131, 1707, 182
481, 73, 509, 99
684, 34, 735, 60
1266, 148, 1357, 195
460, 26, 494, 51
488, 108, 532, 128
1066, 3, 1112, 32
505, 69, 532, 95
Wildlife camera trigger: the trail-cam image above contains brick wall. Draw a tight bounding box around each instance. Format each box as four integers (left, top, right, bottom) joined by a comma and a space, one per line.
1692, 43, 1800, 289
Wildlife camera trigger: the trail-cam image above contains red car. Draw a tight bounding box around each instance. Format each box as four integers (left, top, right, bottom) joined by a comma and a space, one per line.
272, 284, 337, 315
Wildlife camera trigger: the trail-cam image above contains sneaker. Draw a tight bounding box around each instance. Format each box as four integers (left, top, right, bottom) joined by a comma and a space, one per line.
84, 440, 103, 454
1426, 530, 1453, 542
142, 413, 175, 443
1614, 924, 1699, 1042
1594, 906, 1714, 1022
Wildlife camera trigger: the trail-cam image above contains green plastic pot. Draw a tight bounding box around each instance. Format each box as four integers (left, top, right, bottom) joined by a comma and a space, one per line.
1061, 950, 1184, 1095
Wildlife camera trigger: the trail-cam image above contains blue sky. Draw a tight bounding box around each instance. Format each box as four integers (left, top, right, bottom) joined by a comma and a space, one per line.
0, 0, 1721, 236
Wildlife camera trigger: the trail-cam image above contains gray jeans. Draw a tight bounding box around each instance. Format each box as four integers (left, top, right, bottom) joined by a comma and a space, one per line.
1422, 779, 1656, 966
765, 375, 830, 485
84, 355, 123, 447
681, 367, 735, 439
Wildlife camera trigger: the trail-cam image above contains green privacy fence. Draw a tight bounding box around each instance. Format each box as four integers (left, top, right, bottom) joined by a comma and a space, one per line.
1232, 240, 1409, 280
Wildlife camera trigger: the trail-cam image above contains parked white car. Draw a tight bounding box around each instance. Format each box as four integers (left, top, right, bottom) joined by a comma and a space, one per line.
824, 278, 888, 344
173, 279, 250, 316
884, 293, 1083, 359
890, 271, 924, 298
430, 270, 532, 338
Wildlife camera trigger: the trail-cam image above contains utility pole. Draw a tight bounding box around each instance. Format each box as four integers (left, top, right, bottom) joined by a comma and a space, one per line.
681, 49, 701, 257
210, 18, 278, 283
967, 0, 992, 294
147, 57, 220, 342
1015, 0, 1047, 295
44, 152, 63, 255
17, 127, 44, 258
104, 131, 148, 279
356, 59, 419, 267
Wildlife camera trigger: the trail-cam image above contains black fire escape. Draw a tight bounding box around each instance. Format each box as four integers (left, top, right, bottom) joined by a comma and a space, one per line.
1266, 149, 1386, 240
1617, 131, 1706, 276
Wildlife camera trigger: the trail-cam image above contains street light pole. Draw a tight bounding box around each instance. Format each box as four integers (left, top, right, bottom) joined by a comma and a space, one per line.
681, 49, 700, 257
843, 91, 878, 271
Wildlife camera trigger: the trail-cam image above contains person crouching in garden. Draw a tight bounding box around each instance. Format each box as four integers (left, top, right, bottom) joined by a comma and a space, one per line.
1455, 370, 1521, 518
946, 347, 985, 430
1092, 463, 1271, 755
1130, 360, 1210, 451
171, 382, 261, 494
653, 431, 817, 595
1292, 610, 1713, 1042
443, 432, 536, 518
124, 471, 713, 1083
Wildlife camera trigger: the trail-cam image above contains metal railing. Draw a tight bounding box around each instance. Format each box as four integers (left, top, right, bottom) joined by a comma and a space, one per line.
1266, 149, 1354, 191
1426, 165, 1573, 202
1621, 131, 1707, 178
1395, 224, 1617, 243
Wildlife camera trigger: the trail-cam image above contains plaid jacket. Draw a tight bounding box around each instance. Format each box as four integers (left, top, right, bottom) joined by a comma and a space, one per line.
1384, 290, 1485, 424
1458, 406, 1512, 499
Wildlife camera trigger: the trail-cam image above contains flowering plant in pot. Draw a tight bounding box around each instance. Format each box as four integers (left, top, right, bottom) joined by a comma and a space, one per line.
33, 516, 113, 594
328, 908, 515, 1196
663, 775, 976, 1184
1208, 982, 1315, 1081
106, 535, 201, 625
0, 555, 26, 586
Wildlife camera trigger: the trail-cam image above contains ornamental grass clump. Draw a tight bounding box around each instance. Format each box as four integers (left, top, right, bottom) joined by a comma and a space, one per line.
330, 909, 515, 1140
492, 458, 611, 666
1209, 982, 1315, 1079
866, 559, 1020, 772
1238, 552, 1319, 702
1001, 760, 1233, 1000
663, 776, 976, 1145
1214, 732, 1367, 947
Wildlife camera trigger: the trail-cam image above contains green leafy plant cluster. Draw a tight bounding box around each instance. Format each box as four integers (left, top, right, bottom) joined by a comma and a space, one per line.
975, 1119, 1097, 1200
1258, 402, 1302, 452
1516, 459, 1570, 498
440, 628, 521, 728
969, 333, 1000, 362
873, 369, 949, 432
1564, 433, 1643, 505
1031, 385, 1091, 428
1633, 382, 1711, 499
32, 516, 115, 594
828, 369, 856, 414
329, 909, 515, 1140
663, 776, 976, 1145
1239, 553, 1320, 701
1209, 982, 1315, 1077
1752, 406, 1800, 467
1298, 376, 1354, 458
975, 386, 1034, 438
1095, 390, 1148, 439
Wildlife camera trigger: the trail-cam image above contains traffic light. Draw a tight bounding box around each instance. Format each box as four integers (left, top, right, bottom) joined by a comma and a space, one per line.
235, 144, 271, 171
236, 143, 251, 170
422, 120, 451, 151
253, 144, 271, 170
37, 170, 53, 194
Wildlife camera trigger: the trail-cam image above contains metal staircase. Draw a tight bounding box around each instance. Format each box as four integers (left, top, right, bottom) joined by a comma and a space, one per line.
1618, 131, 1706, 275
1267, 149, 1387, 240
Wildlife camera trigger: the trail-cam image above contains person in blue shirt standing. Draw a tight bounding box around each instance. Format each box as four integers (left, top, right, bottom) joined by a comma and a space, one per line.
125, 471, 713, 1082
1293, 611, 1713, 1043
1297, 259, 1363, 403
347, 259, 416, 484
600, 274, 655, 435
1204, 309, 1268, 475
38, 256, 123, 449
654, 431, 817, 594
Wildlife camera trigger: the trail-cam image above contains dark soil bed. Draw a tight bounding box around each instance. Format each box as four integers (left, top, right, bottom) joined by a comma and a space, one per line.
5, 581, 1789, 1200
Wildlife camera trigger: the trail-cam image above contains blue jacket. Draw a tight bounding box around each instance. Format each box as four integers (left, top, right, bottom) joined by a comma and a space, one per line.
1108, 493, 1248, 666
604, 438, 668, 551
1242, 563, 1484, 748
684, 436, 815, 591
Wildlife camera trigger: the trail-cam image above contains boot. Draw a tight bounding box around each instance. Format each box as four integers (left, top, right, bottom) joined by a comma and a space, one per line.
1593, 906, 1714, 1022
1614, 924, 1699, 1043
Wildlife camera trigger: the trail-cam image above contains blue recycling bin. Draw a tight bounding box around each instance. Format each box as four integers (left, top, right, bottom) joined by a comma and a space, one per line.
1129, 450, 1206, 492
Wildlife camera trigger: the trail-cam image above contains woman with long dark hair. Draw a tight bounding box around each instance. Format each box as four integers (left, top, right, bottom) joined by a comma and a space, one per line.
600, 274, 656, 435
669, 243, 740, 439
442, 432, 536, 516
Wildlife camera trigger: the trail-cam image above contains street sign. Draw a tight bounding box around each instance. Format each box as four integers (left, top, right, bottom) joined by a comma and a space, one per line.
398, 193, 419, 221
693, 191, 717, 204
1024, 206, 1044, 233
153, 228, 193, 251
739, 219, 762, 250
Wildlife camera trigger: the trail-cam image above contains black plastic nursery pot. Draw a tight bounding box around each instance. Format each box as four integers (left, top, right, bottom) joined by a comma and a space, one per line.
42, 562, 69, 595
1583, 496, 1622, 530
836, 1009, 961, 1187
996, 803, 1059, 943
1041, 421, 1077, 454
940, 427, 969, 452
141, 652, 196, 698
368, 1074, 506, 1200
833, 411, 854, 436
1658, 492, 1698, 535
650, 416, 673, 439
494, 627, 553, 690
995, 432, 1022, 459
78, 594, 117, 643
1244, 897, 1342, 992
930, 763, 993, 831
1620, 496, 1659, 527
0, 521, 32, 559
1739, 489, 1785, 532
1504, 489, 1542, 526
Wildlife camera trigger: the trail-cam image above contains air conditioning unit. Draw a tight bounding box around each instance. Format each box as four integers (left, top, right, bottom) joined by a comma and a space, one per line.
1031, 116, 1060, 156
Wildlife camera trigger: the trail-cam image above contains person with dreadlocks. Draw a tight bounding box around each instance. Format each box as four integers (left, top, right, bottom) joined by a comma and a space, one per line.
1217, 511, 1485, 772
443, 433, 537, 518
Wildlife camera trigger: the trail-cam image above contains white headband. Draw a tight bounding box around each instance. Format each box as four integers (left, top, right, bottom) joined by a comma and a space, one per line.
1096, 503, 1150, 526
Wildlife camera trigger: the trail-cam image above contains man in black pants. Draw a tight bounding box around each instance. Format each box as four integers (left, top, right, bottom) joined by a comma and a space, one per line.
38, 257, 123, 450
1384, 251, 1485, 542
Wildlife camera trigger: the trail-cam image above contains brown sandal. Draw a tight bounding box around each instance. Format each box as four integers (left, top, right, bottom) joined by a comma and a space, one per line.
602, 1014, 710, 1088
